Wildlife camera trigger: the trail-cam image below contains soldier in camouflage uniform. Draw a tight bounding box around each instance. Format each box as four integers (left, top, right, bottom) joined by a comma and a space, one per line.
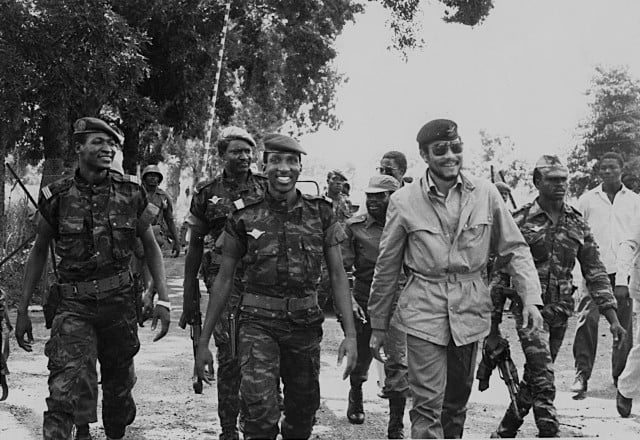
140, 164, 180, 256
181, 126, 266, 440
15, 117, 171, 440
341, 175, 409, 439
195, 134, 357, 440
489, 155, 625, 438
318, 169, 352, 309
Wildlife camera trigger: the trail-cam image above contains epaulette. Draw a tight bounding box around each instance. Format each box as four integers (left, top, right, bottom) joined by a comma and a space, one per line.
193, 176, 221, 195
234, 193, 264, 212
346, 213, 367, 226
112, 172, 141, 185
41, 176, 74, 200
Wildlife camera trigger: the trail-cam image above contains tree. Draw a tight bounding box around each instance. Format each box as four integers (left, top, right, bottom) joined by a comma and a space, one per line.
567, 66, 640, 196
465, 130, 533, 195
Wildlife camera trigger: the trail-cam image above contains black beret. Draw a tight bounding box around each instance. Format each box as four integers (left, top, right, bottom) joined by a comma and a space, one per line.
73, 117, 124, 145
416, 119, 460, 147
263, 133, 306, 155
327, 169, 347, 181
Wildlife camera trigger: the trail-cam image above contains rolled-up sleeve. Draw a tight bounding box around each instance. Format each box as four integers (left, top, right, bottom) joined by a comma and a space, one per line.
582, 222, 617, 312
491, 192, 543, 307
368, 197, 406, 330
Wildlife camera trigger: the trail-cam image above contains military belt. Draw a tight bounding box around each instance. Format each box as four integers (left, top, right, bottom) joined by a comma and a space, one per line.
59, 271, 131, 299
409, 268, 483, 284
241, 292, 318, 312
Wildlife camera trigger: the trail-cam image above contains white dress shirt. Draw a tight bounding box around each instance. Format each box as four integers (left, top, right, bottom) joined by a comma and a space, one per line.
578, 184, 640, 286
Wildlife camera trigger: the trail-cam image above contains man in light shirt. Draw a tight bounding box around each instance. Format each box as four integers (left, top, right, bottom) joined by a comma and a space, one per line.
368, 118, 544, 439
571, 151, 639, 397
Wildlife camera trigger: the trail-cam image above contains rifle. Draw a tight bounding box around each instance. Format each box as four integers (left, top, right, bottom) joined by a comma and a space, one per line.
477, 335, 522, 420
179, 284, 203, 394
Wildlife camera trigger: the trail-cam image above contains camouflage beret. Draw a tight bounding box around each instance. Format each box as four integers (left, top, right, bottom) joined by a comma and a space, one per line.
364, 175, 400, 193
141, 164, 163, 183
327, 169, 347, 181
218, 126, 256, 147
534, 155, 568, 173
263, 133, 306, 155
73, 117, 124, 145
416, 119, 460, 147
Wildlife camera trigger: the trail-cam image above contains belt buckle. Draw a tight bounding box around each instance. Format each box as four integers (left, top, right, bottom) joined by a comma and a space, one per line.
447, 272, 458, 283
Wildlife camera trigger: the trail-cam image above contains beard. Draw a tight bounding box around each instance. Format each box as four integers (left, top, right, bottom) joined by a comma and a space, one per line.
429, 164, 460, 182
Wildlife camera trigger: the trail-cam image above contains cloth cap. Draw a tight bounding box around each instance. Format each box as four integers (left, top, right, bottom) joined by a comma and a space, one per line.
141, 165, 163, 183
263, 133, 306, 155
534, 155, 568, 173
218, 126, 256, 147
73, 117, 124, 145
416, 119, 460, 147
494, 181, 511, 192
364, 175, 400, 193
327, 169, 347, 181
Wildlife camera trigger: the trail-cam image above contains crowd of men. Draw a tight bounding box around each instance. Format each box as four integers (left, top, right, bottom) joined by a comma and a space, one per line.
10, 115, 640, 440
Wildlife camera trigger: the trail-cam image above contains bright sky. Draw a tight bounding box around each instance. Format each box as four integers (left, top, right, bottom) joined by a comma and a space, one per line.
300, 0, 640, 194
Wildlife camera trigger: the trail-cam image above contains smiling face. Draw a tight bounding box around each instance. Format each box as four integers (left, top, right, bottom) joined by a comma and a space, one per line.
264, 151, 301, 197
76, 132, 117, 171
365, 191, 390, 220
222, 139, 253, 176
421, 139, 463, 181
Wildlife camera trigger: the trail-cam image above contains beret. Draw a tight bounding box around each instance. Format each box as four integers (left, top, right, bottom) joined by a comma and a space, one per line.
73, 117, 124, 145
218, 126, 256, 147
416, 119, 460, 147
141, 165, 163, 183
364, 175, 400, 193
327, 169, 347, 181
263, 133, 307, 155
534, 155, 568, 172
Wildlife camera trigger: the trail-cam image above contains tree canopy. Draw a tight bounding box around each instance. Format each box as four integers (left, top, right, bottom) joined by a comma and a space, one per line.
567, 65, 640, 196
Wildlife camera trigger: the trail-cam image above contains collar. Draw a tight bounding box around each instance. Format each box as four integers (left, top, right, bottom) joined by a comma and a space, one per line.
365, 213, 384, 228
525, 199, 574, 222
74, 169, 110, 189
594, 183, 630, 195
425, 169, 464, 196
265, 188, 303, 212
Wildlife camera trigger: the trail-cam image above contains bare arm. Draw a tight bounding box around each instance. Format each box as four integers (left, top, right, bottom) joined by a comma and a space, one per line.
139, 225, 169, 301
199, 254, 239, 345
182, 229, 205, 321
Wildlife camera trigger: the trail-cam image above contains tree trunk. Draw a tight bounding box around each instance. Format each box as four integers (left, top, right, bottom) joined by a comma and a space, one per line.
0, 121, 6, 246
122, 123, 141, 175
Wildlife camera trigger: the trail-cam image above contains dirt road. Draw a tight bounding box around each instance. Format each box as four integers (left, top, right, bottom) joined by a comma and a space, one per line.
1, 256, 639, 439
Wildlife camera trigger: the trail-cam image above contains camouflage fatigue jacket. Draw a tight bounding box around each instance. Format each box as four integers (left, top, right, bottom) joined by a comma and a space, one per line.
188, 170, 267, 248
38, 170, 155, 283
324, 191, 352, 224
492, 199, 617, 321
222, 190, 346, 322
147, 187, 173, 226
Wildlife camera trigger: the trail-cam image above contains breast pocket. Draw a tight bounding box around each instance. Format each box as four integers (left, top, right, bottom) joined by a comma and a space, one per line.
110, 214, 137, 260
245, 233, 278, 285
57, 217, 88, 259
301, 234, 324, 284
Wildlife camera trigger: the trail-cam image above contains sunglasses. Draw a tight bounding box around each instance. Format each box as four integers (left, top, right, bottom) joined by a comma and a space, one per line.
377, 166, 398, 175
431, 140, 463, 156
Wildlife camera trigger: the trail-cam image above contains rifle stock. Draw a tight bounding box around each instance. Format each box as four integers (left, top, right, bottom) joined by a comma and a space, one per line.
190, 285, 203, 394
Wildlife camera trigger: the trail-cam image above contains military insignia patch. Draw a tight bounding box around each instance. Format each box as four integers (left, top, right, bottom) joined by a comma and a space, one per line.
247, 229, 265, 239
233, 199, 245, 210
74, 119, 86, 132
209, 196, 221, 205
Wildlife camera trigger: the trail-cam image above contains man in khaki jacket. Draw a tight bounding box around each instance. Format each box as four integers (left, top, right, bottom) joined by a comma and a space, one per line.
369, 119, 544, 439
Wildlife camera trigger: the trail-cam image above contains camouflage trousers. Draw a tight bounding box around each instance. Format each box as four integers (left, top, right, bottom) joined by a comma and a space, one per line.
213, 297, 241, 435
43, 294, 139, 440
496, 311, 560, 437
238, 316, 322, 440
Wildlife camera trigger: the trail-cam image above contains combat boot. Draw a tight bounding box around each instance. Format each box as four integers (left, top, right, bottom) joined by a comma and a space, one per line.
219, 428, 240, 440
387, 397, 405, 439
347, 386, 365, 424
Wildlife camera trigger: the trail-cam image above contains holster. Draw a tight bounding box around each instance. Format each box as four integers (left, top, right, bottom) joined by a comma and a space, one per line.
43, 283, 61, 329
